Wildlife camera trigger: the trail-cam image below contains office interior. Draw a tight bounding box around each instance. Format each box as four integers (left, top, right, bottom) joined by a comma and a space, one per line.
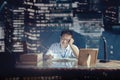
0, 0, 120, 80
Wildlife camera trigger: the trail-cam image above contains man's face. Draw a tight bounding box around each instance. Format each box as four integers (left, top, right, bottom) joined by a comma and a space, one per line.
60, 34, 72, 48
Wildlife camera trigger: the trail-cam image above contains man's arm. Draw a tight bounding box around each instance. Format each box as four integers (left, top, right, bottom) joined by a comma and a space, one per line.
44, 54, 53, 60
69, 38, 79, 58
44, 45, 54, 60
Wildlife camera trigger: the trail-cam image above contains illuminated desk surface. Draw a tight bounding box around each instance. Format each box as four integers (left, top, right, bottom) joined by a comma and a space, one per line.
16, 59, 120, 69
1, 59, 119, 80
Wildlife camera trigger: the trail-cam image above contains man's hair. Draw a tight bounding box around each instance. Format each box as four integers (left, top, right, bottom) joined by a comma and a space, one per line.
60, 30, 73, 37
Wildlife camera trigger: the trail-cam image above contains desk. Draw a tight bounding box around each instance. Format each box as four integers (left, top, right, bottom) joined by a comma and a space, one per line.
12, 59, 120, 80
16, 58, 120, 69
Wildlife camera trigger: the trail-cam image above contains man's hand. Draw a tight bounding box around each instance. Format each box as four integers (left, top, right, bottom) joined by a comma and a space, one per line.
44, 55, 54, 60
69, 38, 74, 45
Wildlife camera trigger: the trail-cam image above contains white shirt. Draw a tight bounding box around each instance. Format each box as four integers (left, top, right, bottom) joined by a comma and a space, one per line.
46, 43, 78, 59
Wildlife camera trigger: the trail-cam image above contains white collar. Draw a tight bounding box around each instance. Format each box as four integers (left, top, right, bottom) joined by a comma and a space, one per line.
59, 43, 70, 50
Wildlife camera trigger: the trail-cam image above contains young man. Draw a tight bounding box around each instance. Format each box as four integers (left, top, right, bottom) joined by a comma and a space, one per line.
45, 30, 79, 60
